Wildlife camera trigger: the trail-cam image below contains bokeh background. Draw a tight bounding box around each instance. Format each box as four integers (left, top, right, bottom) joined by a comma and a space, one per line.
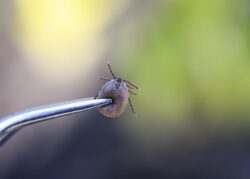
0, 0, 250, 178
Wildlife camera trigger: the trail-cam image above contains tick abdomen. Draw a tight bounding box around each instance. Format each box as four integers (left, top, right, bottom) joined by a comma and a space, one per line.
96, 79, 129, 118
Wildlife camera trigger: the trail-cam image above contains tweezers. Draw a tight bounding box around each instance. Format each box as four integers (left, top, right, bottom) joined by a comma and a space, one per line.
0, 98, 112, 146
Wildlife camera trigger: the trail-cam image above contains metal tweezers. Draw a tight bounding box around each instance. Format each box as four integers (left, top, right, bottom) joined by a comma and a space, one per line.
0, 98, 112, 146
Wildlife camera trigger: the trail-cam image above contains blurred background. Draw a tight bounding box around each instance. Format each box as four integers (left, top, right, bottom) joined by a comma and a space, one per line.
0, 0, 250, 178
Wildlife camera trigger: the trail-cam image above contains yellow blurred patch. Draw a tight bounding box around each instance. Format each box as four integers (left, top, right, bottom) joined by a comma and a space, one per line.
15, 0, 130, 82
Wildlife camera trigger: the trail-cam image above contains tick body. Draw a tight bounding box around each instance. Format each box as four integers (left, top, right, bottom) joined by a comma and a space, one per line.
96, 63, 138, 118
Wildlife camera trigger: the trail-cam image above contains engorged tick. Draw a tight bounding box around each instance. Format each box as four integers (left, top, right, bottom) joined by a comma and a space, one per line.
95, 62, 139, 118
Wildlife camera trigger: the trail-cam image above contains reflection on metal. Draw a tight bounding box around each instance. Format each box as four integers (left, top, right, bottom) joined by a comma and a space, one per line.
0, 98, 112, 146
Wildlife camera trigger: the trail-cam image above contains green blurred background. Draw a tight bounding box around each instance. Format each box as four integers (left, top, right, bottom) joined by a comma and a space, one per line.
0, 0, 250, 178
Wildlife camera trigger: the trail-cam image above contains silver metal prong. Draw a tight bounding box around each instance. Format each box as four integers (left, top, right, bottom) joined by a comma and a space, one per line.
0, 97, 112, 146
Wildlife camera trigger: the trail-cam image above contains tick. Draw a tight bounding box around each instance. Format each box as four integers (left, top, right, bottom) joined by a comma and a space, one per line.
95, 62, 139, 118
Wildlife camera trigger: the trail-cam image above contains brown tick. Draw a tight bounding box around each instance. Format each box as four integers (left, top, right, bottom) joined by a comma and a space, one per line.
95, 62, 139, 118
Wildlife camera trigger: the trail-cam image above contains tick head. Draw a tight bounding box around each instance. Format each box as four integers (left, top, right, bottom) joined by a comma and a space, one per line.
114, 78, 124, 90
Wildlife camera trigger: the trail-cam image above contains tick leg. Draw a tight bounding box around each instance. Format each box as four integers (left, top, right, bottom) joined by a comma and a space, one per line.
124, 80, 139, 89
98, 76, 110, 81
128, 97, 136, 114
107, 62, 116, 79
129, 89, 138, 95
127, 84, 135, 89
127, 84, 139, 91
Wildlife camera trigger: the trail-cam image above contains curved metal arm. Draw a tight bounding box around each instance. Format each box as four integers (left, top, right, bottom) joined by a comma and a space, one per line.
0, 98, 112, 145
